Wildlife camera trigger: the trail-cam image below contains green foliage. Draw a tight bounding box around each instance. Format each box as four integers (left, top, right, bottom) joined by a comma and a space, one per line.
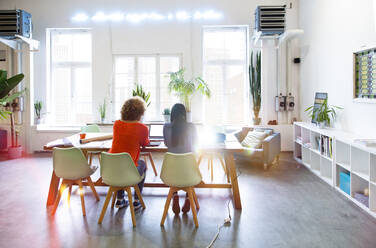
305, 98, 342, 127
0, 70, 25, 120
98, 99, 106, 120
168, 68, 210, 112
249, 51, 261, 118
162, 108, 170, 115
34, 100, 42, 119
132, 84, 151, 107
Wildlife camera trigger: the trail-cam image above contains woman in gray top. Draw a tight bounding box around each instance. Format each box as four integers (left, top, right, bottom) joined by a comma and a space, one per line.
163, 103, 197, 214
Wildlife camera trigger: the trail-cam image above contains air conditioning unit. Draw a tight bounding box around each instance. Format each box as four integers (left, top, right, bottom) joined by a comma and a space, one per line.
0, 10, 32, 38
255, 5, 285, 35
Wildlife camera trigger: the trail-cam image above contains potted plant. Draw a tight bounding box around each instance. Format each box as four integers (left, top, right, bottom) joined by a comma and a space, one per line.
305, 98, 342, 128
98, 99, 106, 123
132, 84, 151, 107
0, 70, 25, 159
34, 100, 42, 124
162, 108, 170, 123
249, 51, 261, 125
168, 68, 210, 121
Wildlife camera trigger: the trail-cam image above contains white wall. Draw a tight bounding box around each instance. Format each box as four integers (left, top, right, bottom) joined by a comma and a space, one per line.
299, 0, 376, 137
0, 0, 299, 151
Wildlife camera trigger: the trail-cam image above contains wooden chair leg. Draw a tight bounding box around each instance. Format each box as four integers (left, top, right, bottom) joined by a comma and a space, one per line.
126, 187, 136, 227
77, 180, 86, 216
51, 180, 67, 215
98, 187, 113, 224
87, 177, 100, 201
210, 158, 214, 182
148, 153, 158, 176
111, 190, 117, 209
160, 187, 174, 226
192, 188, 199, 210
89, 153, 93, 165
134, 185, 146, 209
187, 187, 199, 227
67, 184, 72, 206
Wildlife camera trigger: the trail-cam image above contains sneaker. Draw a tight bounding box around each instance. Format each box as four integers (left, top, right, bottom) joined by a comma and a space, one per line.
115, 199, 129, 209
172, 193, 180, 214
182, 197, 190, 214
133, 200, 142, 211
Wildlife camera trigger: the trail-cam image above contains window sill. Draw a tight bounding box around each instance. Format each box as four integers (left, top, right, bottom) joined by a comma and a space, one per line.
353, 98, 376, 104
34, 125, 81, 133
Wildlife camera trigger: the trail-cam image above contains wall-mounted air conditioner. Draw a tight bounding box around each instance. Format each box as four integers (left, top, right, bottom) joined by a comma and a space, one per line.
255, 5, 285, 36
0, 10, 32, 38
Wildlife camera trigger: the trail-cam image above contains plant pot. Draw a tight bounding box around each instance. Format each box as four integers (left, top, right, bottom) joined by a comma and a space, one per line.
253, 117, 261, 125
35, 118, 41, 125
186, 112, 192, 122
318, 122, 326, 129
101, 117, 105, 123
8, 145, 22, 159
163, 115, 170, 123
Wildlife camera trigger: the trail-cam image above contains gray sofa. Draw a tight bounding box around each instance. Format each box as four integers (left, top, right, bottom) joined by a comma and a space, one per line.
233, 127, 281, 170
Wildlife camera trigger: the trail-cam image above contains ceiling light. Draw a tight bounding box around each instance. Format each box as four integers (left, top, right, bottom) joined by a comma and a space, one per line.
176, 11, 191, 21
92, 12, 107, 21
72, 13, 88, 22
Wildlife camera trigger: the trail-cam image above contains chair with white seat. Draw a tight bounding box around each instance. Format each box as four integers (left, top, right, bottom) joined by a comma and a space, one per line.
98, 152, 146, 227
81, 124, 102, 165
160, 152, 202, 227
51, 147, 100, 216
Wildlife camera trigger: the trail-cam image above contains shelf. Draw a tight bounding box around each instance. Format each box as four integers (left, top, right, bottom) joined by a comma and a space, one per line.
352, 171, 370, 181
310, 148, 320, 155
295, 139, 302, 145
336, 162, 350, 171
322, 155, 333, 162
322, 176, 332, 185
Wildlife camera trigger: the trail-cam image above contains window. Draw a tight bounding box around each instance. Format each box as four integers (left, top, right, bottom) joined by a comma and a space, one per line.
113, 55, 181, 121
47, 29, 92, 125
203, 26, 249, 125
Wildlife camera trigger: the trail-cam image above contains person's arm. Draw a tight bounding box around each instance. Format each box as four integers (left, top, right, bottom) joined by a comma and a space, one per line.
140, 125, 150, 147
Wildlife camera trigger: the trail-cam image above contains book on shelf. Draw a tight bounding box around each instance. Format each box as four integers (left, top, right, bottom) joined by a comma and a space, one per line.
319, 135, 333, 158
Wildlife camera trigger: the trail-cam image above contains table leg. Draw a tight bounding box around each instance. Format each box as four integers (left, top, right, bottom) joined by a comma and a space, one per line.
225, 152, 242, 209
46, 171, 60, 206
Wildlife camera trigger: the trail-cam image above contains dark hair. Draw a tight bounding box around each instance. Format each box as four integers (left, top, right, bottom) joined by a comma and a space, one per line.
170, 103, 188, 146
120, 96, 146, 121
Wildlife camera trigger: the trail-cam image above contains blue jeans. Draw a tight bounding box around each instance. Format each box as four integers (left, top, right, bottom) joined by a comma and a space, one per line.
117, 160, 146, 200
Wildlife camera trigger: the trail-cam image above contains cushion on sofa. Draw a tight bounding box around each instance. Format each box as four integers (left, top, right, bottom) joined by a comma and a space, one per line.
240, 131, 268, 149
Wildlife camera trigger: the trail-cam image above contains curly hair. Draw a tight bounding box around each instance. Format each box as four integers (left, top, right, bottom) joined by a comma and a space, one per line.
120, 96, 146, 121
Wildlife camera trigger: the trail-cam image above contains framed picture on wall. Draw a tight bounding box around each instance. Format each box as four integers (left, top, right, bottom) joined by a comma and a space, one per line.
353, 47, 376, 102
311, 92, 328, 124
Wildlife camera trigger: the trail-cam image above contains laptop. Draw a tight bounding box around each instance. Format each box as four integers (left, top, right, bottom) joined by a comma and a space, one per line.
148, 124, 164, 146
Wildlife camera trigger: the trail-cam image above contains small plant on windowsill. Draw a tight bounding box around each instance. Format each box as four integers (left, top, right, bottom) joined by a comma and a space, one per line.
162, 108, 170, 123
305, 98, 342, 128
34, 100, 42, 124
132, 84, 151, 107
98, 99, 106, 123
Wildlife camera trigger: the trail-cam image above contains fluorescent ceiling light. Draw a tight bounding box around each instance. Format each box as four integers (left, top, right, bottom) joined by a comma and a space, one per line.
176, 11, 191, 20
92, 12, 107, 21
72, 13, 88, 22
194, 10, 222, 20
108, 12, 124, 21
126, 13, 148, 23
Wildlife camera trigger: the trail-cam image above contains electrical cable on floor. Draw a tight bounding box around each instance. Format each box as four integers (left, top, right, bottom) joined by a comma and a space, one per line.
206, 169, 242, 248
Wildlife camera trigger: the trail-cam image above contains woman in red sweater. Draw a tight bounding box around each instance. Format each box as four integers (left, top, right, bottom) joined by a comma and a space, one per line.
109, 96, 150, 209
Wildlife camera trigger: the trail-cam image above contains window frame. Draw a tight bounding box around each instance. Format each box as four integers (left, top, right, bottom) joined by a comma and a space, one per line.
46, 28, 92, 126
201, 25, 250, 125
112, 53, 183, 121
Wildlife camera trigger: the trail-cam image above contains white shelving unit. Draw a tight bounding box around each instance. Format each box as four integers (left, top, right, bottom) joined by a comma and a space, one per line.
293, 122, 376, 218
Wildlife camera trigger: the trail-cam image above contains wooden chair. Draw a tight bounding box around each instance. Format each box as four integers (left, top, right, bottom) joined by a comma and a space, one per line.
81, 124, 101, 165
98, 152, 146, 227
160, 152, 202, 227
197, 152, 229, 182
51, 147, 100, 216
141, 151, 158, 176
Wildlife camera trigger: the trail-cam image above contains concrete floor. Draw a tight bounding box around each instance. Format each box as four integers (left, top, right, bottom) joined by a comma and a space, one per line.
0, 152, 376, 248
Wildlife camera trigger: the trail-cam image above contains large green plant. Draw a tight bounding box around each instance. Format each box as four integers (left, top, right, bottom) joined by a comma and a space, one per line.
0, 70, 25, 147
305, 98, 342, 127
132, 84, 151, 107
249, 51, 261, 124
168, 68, 210, 112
